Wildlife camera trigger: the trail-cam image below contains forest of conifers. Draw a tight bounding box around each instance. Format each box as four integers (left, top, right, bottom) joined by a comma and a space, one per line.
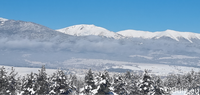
0, 66, 199, 95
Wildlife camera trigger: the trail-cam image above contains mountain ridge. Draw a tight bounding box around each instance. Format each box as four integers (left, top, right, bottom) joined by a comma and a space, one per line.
57, 23, 200, 43
1, 17, 200, 43
117, 29, 200, 43
56, 24, 124, 39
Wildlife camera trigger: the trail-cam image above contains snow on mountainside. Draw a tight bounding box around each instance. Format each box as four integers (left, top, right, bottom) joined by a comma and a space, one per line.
117, 29, 200, 43
57, 24, 200, 43
0, 17, 8, 22
0, 17, 68, 40
57, 24, 123, 39
0, 17, 8, 25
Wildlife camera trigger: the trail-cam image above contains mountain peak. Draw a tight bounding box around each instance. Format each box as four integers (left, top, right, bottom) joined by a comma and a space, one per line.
0, 17, 8, 22
155, 29, 182, 41
57, 24, 123, 39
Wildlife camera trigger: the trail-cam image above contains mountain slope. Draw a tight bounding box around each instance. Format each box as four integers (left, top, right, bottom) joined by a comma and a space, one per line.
56, 24, 123, 39
0, 17, 8, 25
0, 17, 68, 40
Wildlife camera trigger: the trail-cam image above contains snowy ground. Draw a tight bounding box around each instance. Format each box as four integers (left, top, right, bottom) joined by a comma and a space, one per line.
172, 91, 187, 95
0, 65, 56, 76
1, 57, 199, 77
62, 58, 200, 76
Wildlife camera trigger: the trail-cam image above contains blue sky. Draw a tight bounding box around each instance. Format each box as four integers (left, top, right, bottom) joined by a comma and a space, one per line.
0, 0, 200, 33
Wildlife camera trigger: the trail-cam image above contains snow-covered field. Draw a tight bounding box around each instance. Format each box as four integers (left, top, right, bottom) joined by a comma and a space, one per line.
172, 91, 187, 95
62, 58, 200, 75
0, 65, 56, 76
2, 57, 199, 77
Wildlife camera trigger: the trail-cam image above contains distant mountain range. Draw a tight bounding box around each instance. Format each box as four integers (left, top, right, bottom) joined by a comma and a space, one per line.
1, 17, 200, 74
57, 23, 200, 43
1, 17, 200, 42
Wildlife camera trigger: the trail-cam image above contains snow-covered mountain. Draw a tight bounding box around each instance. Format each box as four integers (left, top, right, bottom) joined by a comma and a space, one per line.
1, 17, 200, 74
57, 24, 200, 43
0, 17, 8, 22
0, 17, 68, 40
117, 29, 200, 43
57, 24, 123, 39
0, 17, 8, 25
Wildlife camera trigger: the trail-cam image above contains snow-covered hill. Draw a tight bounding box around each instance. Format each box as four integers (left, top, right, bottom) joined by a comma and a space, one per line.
0, 18, 68, 41
0, 17, 8, 22
57, 24, 123, 39
117, 29, 200, 43
0, 17, 8, 25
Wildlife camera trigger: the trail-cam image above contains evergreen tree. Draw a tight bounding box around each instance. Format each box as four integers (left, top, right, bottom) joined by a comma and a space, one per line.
113, 74, 128, 95
34, 65, 50, 94
49, 69, 71, 94
96, 71, 112, 95
138, 70, 154, 95
127, 72, 141, 95
153, 76, 169, 95
21, 72, 36, 95
186, 70, 200, 95
164, 74, 177, 89
0, 66, 9, 94
84, 69, 96, 94
69, 74, 78, 94
7, 67, 19, 95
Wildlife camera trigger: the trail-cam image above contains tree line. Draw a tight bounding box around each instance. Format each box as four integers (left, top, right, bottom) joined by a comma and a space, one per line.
0, 66, 200, 95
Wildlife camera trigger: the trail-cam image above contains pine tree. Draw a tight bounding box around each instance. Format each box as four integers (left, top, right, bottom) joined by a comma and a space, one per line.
0, 66, 9, 94
34, 65, 50, 94
127, 72, 141, 95
84, 69, 96, 94
96, 71, 112, 95
49, 69, 71, 94
69, 74, 78, 94
113, 74, 127, 95
138, 70, 154, 95
75, 78, 84, 95
164, 74, 177, 89
186, 70, 200, 95
153, 76, 170, 95
7, 67, 19, 95
21, 72, 36, 95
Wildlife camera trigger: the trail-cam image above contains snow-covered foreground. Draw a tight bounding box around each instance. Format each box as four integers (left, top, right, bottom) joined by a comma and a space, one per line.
0, 64, 198, 95
172, 91, 187, 95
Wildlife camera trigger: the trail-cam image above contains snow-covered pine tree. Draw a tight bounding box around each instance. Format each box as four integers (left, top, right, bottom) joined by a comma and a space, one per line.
186, 70, 200, 95
153, 76, 170, 95
34, 65, 50, 94
138, 70, 154, 95
96, 71, 113, 95
84, 69, 96, 94
68, 74, 78, 94
126, 72, 142, 95
164, 74, 178, 89
49, 69, 72, 94
7, 67, 20, 95
113, 74, 128, 95
0, 66, 9, 94
21, 72, 37, 95
75, 78, 84, 95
